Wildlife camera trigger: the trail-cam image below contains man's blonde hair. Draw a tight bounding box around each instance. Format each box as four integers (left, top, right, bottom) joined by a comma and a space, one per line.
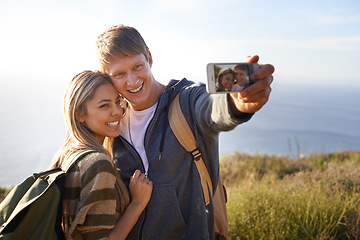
96, 25, 150, 72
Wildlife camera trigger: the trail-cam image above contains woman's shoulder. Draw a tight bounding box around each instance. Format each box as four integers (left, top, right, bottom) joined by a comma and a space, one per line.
77, 151, 115, 169
80, 151, 112, 162
67, 151, 116, 176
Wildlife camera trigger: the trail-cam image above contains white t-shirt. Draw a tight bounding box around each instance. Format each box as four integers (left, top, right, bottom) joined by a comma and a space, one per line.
119, 103, 158, 173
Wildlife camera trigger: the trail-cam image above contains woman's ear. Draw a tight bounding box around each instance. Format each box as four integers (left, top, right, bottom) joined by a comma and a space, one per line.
75, 110, 85, 123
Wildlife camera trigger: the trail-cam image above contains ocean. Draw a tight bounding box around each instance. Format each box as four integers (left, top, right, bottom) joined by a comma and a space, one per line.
0, 79, 359, 187
220, 81, 360, 158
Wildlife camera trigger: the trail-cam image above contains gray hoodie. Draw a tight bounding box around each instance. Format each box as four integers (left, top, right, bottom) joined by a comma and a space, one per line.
114, 78, 252, 240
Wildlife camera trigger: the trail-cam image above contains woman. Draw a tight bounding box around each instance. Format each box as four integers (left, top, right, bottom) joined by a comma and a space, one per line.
51, 70, 152, 240
216, 68, 235, 92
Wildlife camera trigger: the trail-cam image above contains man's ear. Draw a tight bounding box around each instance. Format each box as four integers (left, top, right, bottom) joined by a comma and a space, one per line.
148, 50, 153, 67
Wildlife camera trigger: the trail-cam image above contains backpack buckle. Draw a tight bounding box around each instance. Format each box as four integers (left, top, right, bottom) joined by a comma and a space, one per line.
191, 148, 201, 161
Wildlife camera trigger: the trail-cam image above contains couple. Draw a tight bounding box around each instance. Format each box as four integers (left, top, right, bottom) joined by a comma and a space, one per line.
52, 24, 275, 240
216, 64, 250, 92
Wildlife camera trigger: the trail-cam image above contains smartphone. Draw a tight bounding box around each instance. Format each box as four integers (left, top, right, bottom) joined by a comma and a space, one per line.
206, 62, 260, 94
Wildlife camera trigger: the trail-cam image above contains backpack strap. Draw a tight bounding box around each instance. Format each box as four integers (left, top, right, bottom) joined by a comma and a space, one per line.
31, 150, 96, 179
62, 150, 97, 173
168, 94, 213, 206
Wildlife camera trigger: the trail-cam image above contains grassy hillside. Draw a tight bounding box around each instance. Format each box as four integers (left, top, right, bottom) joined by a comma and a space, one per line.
220, 151, 360, 239
1, 151, 359, 239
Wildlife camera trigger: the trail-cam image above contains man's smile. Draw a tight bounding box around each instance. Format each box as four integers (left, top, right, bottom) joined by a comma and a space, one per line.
128, 82, 143, 93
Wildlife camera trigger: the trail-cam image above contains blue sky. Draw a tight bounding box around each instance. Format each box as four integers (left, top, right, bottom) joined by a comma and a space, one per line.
1, 0, 359, 89
0, 0, 360, 187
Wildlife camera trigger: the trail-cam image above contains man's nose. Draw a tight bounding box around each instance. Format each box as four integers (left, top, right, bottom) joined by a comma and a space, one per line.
126, 72, 139, 86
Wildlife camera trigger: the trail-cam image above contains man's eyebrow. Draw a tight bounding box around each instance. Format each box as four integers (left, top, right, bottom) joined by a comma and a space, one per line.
108, 69, 123, 77
108, 71, 118, 77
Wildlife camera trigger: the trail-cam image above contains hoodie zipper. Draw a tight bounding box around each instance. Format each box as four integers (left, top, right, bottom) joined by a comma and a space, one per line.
119, 136, 147, 239
134, 85, 178, 239
120, 136, 146, 173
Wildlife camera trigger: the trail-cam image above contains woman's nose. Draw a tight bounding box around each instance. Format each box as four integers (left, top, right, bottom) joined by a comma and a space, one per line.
112, 105, 122, 117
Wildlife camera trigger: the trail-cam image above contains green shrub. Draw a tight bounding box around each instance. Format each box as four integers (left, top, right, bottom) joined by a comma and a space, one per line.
224, 151, 360, 239
226, 179, 360, 239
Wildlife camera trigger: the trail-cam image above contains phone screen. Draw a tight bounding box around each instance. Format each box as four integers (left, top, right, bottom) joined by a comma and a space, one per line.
206, 63, 259, 94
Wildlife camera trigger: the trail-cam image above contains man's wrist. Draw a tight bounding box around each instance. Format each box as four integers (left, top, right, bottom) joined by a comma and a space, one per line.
227, 94, 254, 119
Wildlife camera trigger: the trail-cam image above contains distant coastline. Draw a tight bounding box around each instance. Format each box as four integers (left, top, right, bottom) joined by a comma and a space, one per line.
0, 82, 359, 187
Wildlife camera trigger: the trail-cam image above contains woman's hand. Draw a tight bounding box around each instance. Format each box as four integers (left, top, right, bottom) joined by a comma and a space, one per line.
108, 170, 153, 240
129, 170, 153, 208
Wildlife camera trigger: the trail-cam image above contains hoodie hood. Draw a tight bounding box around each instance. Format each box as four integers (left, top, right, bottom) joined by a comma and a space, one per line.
157, 78, 194, 111
157, 78, 193, 160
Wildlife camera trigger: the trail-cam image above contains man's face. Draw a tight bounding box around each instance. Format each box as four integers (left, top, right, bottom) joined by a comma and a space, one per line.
105, 53, 156, 111
234, 68, 249, 86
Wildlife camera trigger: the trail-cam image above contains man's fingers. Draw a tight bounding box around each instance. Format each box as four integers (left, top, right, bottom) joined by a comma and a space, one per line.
244, 55, 275, 82
243, 85, 272, 104
240, 75, 272, 98
245, 55, 259, 63
251, 64, 275, 80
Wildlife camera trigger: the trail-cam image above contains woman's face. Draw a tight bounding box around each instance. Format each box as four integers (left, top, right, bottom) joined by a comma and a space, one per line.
78, 82, 124, 143
221, 73, 234, 91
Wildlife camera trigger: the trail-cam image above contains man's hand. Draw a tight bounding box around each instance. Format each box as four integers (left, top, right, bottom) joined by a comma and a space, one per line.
229, 55, 274, 114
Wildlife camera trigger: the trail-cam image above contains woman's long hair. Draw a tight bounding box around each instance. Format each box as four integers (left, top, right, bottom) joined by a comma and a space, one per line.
216, 67, 235, 91
51, 70, 129, 213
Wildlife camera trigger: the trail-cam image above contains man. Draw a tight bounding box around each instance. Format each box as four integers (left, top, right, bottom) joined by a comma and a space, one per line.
232, 64, 250, 91
96, 24, 274, 240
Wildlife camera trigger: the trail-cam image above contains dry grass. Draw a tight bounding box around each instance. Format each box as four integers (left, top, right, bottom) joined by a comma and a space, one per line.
222, 151, 360, 240
1, 151, 360, 239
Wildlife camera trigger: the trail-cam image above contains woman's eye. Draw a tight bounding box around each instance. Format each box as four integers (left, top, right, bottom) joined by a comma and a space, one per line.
100, 104, 109, 108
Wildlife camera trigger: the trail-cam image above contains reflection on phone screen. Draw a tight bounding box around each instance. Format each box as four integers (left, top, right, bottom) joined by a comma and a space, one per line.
215, 64, 250, 92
